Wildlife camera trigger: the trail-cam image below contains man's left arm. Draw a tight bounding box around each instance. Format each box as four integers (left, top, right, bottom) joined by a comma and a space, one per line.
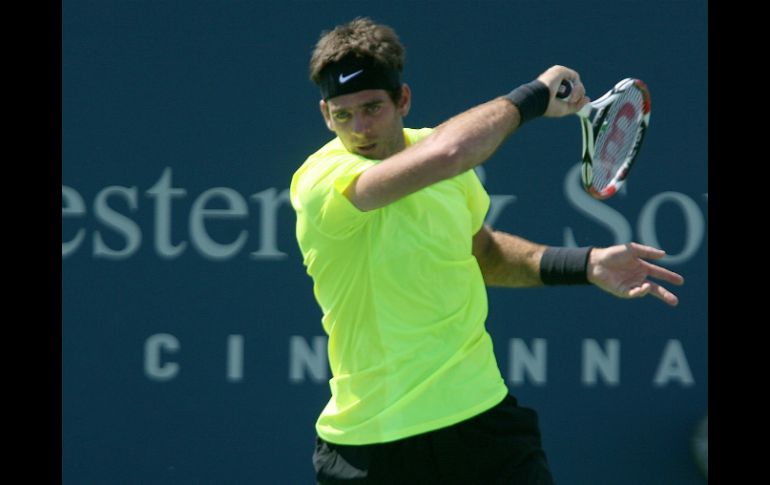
472, 225, 546, 288
472, 225, 685, 306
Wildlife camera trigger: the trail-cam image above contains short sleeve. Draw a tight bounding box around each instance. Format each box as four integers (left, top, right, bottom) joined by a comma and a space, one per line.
292, 155, 376, 239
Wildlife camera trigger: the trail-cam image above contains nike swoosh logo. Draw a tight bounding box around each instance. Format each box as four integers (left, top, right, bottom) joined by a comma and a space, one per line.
339, 70, 364, 84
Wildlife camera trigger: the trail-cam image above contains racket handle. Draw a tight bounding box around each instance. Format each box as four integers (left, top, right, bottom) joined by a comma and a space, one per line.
556, 79, 573, 100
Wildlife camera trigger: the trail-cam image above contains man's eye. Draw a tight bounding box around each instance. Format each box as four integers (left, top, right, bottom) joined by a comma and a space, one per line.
333, 112, 350, 122
366, 105, 381, 114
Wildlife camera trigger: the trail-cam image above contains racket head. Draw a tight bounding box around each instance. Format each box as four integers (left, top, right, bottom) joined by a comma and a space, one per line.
580, 78, 651, 199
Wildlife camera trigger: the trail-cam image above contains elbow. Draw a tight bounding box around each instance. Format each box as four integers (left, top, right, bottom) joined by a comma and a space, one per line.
426, 137, 467, 179
444, 143, 467, 175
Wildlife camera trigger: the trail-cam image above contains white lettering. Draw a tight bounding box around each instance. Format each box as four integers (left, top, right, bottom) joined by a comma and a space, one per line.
582, 339, 620, 386
138, 335, 699, 388
508, 338, 547, 385
653, 339, 694, 387
289, 335, 328, 383
637, 192, 705, 264
473, 166, 518, 227
473, 166, 487, 185
62, 185, 86, 257
487, 195, 517, 227
93, 186, 142, 259
226, 334, 244, 382
564, 164, 632, 247
63, 166, 706, 263
249, 188, 291, 260
145, 167, 188, 259
189, 187, 249, 260
144, 333, 180, 381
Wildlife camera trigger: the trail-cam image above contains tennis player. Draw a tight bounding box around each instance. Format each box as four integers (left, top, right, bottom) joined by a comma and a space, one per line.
290, 17, 684, 485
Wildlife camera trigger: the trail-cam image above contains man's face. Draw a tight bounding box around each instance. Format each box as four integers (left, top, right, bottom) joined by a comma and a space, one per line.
320, 86, 411, 160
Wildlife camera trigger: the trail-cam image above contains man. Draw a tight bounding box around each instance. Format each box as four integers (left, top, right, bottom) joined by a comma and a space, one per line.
290, 17, 684, 485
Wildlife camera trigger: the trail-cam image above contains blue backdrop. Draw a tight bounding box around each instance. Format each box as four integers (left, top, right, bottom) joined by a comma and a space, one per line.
62, 1, 708, 483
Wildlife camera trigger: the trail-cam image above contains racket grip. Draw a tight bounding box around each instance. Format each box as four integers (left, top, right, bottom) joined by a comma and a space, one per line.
556, 79, 573, 100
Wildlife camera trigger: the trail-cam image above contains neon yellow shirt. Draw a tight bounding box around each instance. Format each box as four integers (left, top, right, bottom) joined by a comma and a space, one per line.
290, 128, 508, 445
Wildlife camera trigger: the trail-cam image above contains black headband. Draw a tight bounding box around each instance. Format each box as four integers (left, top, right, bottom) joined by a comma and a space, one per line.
318, 55, 401, 100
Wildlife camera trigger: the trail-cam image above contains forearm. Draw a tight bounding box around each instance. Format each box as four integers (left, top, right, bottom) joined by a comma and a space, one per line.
429, 97, 522, 175
345, 66, 586, 212
475, 228, 546, 288
350, 98, 521, 211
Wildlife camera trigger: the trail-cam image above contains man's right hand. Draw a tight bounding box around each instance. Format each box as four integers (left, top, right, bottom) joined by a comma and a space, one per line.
537, 65, 590, 117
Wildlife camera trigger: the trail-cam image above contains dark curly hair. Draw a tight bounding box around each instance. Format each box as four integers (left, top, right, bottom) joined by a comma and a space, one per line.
309, 17, 405, 103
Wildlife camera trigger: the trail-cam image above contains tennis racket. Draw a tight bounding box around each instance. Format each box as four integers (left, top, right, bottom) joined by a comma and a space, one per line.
557, 78, 651, 199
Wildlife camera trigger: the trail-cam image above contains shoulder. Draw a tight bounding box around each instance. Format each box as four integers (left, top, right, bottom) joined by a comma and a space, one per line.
290, 138, 374, 208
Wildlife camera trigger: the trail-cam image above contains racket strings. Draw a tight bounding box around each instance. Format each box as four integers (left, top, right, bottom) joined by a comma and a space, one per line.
591, 88, 644, 190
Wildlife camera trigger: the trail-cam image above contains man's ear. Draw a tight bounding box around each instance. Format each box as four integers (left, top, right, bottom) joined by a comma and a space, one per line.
320, 99, 334, 131
398, 84, 412, 117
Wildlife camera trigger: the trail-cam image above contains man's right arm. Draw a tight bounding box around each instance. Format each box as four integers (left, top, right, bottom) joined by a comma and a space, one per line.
344, 65, 588, 212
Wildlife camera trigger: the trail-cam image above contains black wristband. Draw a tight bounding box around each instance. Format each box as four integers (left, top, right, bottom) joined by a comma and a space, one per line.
539, 246, 593, 285
503, 80, 551, 125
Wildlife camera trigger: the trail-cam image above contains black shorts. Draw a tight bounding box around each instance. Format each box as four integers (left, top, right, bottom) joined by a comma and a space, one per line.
313, 394, 555, 485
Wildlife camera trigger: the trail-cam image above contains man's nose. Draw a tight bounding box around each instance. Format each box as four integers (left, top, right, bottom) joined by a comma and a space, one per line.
352, 113, 369, 134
